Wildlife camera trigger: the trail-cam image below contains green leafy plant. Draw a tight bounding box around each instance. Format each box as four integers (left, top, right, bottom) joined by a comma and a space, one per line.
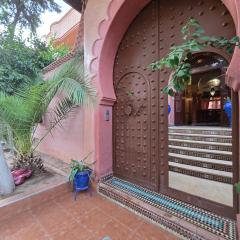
150, 18, 240, 96
0, 52, 96, 172
0, 0, 61, 36
69, 153, 95, 182
0, 30, 69, 95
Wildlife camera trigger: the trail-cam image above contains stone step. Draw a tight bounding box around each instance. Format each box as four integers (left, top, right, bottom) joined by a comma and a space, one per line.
169, 153, 232, 172
169, 162, 232, 178
168, 126, 232, 136
169, 133, 232, 144
169, 165, 232, 184
168, 139, 232, 152
168, 145, 232, 161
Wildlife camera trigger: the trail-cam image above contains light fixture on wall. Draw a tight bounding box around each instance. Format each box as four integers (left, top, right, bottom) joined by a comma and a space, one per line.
210, 87, 215, 97
208, 78, 221, 87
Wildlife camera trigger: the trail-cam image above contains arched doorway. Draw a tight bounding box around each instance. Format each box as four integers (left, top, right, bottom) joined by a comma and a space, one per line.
112, 0, 237, 218
175, 52, 231, 126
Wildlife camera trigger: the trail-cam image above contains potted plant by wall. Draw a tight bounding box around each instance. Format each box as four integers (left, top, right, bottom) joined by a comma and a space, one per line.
168, 104, 171, 115
69, 153, 95, 199
223, 97, 232, 127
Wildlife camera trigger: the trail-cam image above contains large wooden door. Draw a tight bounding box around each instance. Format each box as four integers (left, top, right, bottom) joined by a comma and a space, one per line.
113, 0, 235, 203
113, 0, 159, 191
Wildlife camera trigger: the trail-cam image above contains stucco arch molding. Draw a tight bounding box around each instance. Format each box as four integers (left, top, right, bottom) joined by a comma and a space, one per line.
89, 0, 240, 100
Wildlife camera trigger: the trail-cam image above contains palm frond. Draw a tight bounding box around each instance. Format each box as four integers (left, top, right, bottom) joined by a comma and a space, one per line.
0, 53, 96, 157
36, 55, 96, 137
46, 56, 96, 108
0, 92, 34, 155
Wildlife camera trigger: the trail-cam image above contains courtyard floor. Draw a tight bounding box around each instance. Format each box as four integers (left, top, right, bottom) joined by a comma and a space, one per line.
0, 191, 178, 240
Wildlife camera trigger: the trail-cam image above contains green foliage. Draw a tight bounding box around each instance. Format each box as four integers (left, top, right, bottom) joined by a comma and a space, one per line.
69, 152, 95, 182
0, 53, 96, 158
150, 18, 240, 96
37, 37, 70, 66
0, 30, 69, 94
0, 0, 61, 35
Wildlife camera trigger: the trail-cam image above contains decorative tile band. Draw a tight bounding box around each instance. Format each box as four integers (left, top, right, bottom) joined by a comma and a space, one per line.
169, 157, 233, 172
99, 186, 204, 240
168, 129, 232, 136
169, 167, 232, 184
168, 141, 232, 152
169, 148, 232, 161
101, 177, 236, 240
169, 135, 232, 143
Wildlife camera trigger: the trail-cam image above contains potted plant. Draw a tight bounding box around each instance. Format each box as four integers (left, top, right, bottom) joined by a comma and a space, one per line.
69, 153, 95, 199
223, 97, 232, 127
168, 104, 171, 115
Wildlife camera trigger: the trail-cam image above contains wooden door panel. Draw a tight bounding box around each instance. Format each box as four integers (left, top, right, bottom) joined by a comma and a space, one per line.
113, 0, 159, 190
114, 73, 150, 185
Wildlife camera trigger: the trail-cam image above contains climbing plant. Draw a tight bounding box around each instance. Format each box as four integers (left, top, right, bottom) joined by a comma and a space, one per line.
150, 18, 240, 96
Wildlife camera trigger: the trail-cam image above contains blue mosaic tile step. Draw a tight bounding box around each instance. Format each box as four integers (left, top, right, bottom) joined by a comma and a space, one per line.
104, 177, 236, 240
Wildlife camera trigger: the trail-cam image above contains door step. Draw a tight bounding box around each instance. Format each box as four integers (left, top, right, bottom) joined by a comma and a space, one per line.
169, 145, 232, 161
169, 139, 232, 152
98, 177, 236, 240
169, 153, 232, 172
169, 133, 232, 143
169, 126, 232, 136
168, 126, 233, 184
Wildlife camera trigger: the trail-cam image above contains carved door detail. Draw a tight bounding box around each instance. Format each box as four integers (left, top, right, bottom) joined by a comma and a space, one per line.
113, 0, 159, 190
114, 73, 151, 187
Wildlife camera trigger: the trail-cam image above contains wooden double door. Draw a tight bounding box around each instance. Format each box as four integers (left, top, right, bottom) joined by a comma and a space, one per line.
112, 0, 236, 217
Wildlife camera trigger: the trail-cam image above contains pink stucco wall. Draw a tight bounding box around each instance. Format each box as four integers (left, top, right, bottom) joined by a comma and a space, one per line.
38, 0, 240, 179
35, 66, 95, 164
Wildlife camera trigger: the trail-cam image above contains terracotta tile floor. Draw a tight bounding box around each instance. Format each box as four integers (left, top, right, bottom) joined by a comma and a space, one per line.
0, 192, 179, 240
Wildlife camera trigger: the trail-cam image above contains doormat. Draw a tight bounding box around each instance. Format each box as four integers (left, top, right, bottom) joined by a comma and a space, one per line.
99, 177, 236, 240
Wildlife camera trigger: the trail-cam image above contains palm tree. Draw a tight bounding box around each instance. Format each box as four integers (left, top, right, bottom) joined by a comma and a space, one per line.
0, 53, 96, 172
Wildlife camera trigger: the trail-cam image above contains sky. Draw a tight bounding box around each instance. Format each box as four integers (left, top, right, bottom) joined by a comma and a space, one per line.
0, 0, 71, 38
36, 0, 71, 37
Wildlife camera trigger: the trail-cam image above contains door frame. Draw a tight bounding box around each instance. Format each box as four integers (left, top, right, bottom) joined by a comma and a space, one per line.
91, 0, 240, 219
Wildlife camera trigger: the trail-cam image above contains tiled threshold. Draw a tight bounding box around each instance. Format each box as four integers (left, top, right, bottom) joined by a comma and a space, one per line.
0, 172, 69, 223
98, 177, 236, 240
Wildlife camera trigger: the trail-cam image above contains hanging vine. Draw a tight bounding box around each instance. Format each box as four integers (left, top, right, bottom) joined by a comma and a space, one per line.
150, 18, 240, 96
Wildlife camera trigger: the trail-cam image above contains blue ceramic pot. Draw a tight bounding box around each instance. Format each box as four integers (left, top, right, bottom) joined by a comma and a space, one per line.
224, 100, 232, 126
168, 104, 171, 115
74, 170, 91, 191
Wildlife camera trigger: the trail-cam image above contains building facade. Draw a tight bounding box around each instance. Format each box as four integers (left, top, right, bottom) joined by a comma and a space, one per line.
37, 1, 240, 237
46, 8, 81, 49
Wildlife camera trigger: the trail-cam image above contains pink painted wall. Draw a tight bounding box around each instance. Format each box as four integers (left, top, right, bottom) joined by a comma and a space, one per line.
35, 66, 95, 164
